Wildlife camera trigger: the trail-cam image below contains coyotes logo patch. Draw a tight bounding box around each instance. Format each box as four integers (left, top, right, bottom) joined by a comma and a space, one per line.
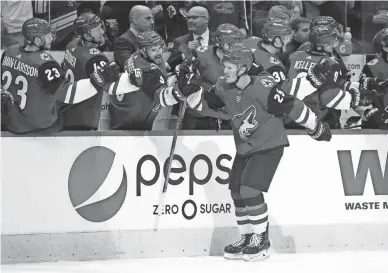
232, 105, 259, 141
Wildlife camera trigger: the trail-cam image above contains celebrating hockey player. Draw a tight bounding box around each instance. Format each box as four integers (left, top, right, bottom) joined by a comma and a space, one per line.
1, 18, 126, 134
59, 13, 110, 130
358, 28, 388, 129
287, 24, 384, 128
253, 18, 292, 86
297, 16, 344, 53
104, 30, 204, 130
176, 23, 262, 130
195, 44, 334, 262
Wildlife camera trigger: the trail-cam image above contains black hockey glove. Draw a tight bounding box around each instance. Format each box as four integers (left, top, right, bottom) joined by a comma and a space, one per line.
177, 71, 203, 97
364, 108, 388, 129
307, 120, 332, 141
90, 61, 120, 90
360, 77, 388, 94
307, 57, 342, 89
1, 90, 15, 129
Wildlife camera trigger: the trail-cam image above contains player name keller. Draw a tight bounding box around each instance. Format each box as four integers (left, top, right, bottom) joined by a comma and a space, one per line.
2, 56, 39, 77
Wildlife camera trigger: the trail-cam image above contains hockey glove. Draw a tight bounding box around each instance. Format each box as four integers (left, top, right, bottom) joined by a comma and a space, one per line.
307, 57, 342, 89
360, 77, 388, 94
307, 120, 332, 141
347, 85, 376, 108
178, 71, 203, 97
90, 61, 120, 90
364, 108, 388, 129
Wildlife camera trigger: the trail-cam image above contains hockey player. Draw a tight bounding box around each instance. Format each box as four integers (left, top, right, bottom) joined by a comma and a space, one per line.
176, 23, 262, 130
297, 16, 344, 53
287, 25, 381, 128
0, 18, 127, 134
103, 30, 204, 130
253, 18, 292, 86
358, 28, 388, 129
196, 44, 332, 262
59, 13, 110, 130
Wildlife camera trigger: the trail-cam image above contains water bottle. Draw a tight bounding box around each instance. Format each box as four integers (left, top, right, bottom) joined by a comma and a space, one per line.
339, 27, 353, 56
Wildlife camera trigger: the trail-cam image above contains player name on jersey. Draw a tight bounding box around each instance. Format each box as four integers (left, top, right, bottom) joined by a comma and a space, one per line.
293, 60, 317, 71
1, 56, 38, 77
64, 49, 77, 68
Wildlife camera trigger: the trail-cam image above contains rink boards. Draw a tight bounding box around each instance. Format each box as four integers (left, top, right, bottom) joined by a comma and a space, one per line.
1, 130, 388, 263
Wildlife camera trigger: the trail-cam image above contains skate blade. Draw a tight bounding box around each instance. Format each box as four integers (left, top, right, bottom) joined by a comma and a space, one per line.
224, 252, 243, 260
242, 250, 270, 262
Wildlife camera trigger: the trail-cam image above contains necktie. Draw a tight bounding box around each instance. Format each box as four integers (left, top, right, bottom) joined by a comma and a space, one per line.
196, 36, 203, 47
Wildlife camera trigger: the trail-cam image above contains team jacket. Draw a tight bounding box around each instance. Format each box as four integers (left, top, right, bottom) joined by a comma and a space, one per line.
1, 45, 132, 134
200, 73, 319, 156
60, 38, 109, 130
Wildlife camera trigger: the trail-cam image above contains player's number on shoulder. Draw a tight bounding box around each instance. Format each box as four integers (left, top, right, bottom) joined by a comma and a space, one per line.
272, 71, 286, 83
2, 71, 28, 110
94, 61, 107, 72
274, 88, 285, 103
45, 68, 61, 81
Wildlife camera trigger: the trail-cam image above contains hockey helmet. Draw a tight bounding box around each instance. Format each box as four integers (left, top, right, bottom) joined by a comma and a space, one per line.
136, 30, 165, 49
262, 18, 293, 46
309, 25, 339, 49
222, 44, 254, 71
311, 16, 343, 36
74, 13, 105, 37
373, 28, 388, 48
22, 18, 55, 48
373, 28, 388, 61
214, 23, 246, 45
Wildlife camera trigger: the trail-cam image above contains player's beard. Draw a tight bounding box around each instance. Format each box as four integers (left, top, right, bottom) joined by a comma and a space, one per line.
152, 54, 164, 65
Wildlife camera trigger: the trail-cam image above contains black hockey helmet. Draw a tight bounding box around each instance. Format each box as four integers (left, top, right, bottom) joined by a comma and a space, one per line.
136, 30, 165, 49
311, 16, 343, 37
262, 18, 293, 48
373, 28, 388, 62
222, 44, 254, 71
74, 13, 104, 37
22, 18, 55, 49
309, 25, 339, 50
214, 23, 246, 46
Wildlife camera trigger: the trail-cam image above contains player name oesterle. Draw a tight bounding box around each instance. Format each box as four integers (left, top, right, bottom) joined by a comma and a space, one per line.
2, 56, 38, 77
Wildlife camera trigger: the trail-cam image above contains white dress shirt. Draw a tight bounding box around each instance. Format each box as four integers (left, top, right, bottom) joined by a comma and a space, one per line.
193, 28, 210, 46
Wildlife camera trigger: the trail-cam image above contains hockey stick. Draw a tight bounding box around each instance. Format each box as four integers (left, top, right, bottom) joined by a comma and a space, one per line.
153, 99, 188, 231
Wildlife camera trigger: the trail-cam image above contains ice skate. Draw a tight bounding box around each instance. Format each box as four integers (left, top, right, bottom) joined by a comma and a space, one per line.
224, 233, 253, 260
242, 230, 271, 262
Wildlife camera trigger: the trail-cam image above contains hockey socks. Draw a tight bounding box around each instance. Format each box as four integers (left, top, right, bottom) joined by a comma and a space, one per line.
245, 196, 268, 234
234, 199, 252, 234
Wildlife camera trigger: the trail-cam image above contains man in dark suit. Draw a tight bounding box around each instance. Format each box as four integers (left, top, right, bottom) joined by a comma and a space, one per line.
114, 5, 154, 71
167, 5, 215, 70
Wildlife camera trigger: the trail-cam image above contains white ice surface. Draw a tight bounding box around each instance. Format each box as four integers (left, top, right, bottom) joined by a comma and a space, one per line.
2, 251, 388, 273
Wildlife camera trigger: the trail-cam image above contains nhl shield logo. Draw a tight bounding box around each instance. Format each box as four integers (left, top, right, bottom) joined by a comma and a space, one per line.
270, 56, 280, 65
40, 52, 51, 61
89, 48, 101, 55
261, 78, 274, 88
